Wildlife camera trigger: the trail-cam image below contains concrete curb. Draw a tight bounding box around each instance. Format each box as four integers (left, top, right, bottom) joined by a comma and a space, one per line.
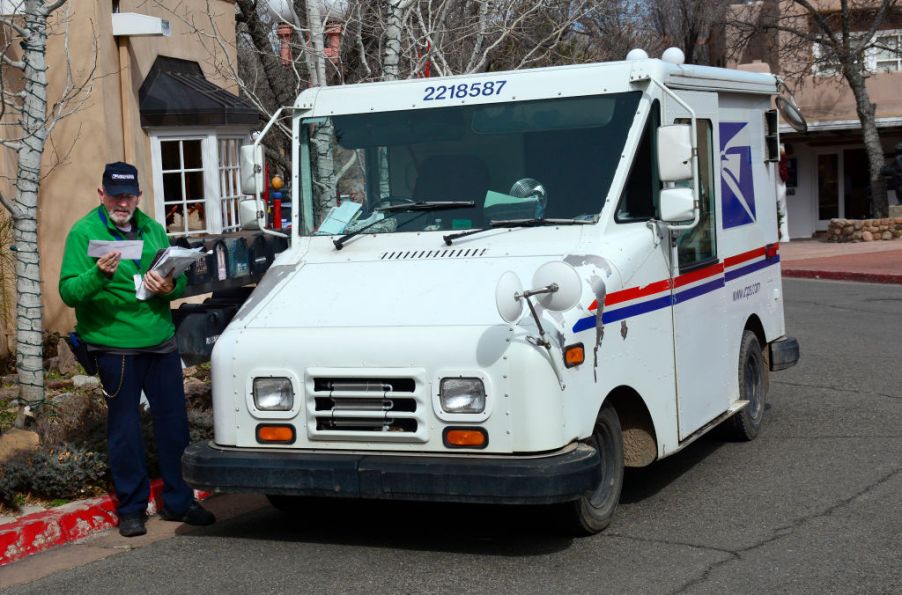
0, 480, 207, 566
783, 269, 902, 285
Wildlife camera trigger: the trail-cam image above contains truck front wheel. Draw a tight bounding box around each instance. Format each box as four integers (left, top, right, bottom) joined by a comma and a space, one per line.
565, 403, 624, 535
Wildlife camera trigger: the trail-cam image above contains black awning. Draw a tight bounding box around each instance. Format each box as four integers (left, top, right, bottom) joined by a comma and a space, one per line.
139, 56, 260, 127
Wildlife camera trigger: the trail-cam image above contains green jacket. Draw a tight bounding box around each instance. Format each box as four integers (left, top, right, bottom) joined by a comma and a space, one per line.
59, 206, 186, 348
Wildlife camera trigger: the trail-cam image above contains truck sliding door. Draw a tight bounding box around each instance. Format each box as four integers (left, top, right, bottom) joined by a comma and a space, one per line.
666, 92, 733, 440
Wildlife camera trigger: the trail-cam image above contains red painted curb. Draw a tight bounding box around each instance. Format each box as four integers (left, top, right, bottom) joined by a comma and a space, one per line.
783, 269, 902, 285
0, 481, 209, 566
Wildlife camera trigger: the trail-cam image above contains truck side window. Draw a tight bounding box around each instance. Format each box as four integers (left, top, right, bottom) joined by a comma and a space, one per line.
615, 101, 660, 222
675, 119, 716, 270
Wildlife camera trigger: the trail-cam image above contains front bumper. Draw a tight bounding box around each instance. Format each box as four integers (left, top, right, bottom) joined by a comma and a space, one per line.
183, 441, 601, 505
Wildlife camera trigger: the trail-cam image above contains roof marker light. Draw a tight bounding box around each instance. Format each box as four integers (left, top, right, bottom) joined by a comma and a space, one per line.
662, 47, 686, 65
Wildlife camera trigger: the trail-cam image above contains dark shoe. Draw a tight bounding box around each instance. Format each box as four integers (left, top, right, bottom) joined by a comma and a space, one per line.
118, 514, 147, 537
159, 501, 216, 526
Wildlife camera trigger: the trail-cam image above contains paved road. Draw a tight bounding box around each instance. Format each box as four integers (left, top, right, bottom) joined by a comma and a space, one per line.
3, 278, 901, 594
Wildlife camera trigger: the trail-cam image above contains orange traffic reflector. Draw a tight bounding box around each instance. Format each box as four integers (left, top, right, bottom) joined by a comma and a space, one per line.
564, 343, 585, 368
444, 428, 488, 449
256, 424, 295, 444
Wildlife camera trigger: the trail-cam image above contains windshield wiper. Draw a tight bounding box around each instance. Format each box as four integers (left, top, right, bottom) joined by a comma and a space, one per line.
443, 217, 595, 246
334, 201, 475, 250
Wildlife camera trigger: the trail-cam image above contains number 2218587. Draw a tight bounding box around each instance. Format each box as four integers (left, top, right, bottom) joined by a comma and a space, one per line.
423, 80, 507, 102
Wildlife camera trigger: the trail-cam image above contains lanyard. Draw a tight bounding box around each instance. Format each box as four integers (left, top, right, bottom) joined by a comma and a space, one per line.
97, 208, 143, 269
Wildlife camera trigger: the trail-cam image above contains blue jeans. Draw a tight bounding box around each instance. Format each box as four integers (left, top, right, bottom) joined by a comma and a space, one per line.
97, 350, 194, 518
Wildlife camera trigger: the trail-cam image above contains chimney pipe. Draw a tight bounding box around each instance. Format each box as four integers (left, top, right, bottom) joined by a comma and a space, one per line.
277, 23, 293, 67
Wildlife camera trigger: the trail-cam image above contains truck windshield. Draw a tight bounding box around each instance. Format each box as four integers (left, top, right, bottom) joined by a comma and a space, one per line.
298, 91, 641, 236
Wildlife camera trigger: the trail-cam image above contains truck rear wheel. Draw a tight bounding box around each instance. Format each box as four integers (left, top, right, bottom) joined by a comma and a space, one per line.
725, 330, 768, 441
565, 403, 624, 535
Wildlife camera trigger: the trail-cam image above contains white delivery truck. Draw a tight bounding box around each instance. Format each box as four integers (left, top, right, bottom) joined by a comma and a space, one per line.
183, 51, 800, 533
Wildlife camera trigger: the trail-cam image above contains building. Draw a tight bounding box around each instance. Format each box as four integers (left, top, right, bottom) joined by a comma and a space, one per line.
0, 0, 259, 341
728, 0, 902, 239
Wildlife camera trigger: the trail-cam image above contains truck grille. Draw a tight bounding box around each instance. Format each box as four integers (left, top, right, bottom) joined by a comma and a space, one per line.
306, 371, 428, 443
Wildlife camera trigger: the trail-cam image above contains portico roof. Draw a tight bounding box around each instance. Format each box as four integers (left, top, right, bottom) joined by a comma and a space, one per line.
139, 56, 260, 127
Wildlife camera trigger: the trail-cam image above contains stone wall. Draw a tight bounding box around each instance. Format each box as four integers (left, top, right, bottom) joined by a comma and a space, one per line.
826, 217, 902, 242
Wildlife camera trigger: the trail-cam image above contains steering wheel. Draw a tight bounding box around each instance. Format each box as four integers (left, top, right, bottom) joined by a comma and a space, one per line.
371, 196, 415, 211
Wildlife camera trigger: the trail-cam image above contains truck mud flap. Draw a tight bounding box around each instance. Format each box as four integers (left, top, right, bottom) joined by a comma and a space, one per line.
769, 336, 800, 371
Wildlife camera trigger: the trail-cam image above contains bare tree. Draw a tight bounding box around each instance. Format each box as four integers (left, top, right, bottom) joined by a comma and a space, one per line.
645, 0, 731, 66
730, 0, 902, 218
1, 0, 93, 426
169, 0, 599, 222
375, 0, 593, 77
575, 1, 657, 62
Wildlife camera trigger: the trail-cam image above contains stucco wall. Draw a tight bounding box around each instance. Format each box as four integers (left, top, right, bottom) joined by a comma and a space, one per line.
28, 0, 239, 334
792, 71, 902, 124
726, 1, 902, 124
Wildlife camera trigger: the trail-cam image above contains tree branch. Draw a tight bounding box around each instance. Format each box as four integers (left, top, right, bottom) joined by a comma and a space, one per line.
0, 15, 29, 37
41, 0, 69, 15
1, 53, 25, 70
0, 188, 24, 220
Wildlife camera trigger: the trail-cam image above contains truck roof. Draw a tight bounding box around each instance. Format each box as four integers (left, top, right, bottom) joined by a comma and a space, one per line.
295, 59, 778, 117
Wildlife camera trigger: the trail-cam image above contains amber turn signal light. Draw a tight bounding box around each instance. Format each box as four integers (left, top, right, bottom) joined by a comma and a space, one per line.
256, 424, 296, 444
564, 343, 585, 368
443, 427, 488, 449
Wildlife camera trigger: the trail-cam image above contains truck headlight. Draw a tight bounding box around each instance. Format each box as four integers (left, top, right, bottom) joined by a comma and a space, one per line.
440, 378, 486, 413
253, 377, 294, 411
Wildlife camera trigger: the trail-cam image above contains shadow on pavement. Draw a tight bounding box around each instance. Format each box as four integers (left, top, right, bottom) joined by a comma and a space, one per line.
620, 434, 725, 504
180, 425, 749, 554
190, 497, 574, 557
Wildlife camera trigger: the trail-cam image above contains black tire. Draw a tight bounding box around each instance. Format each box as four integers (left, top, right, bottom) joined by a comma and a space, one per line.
725, 330, 768, 441
565, 404, 624, 535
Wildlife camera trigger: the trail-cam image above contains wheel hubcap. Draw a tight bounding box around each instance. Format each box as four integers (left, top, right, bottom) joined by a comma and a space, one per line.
745, 353, 763, 420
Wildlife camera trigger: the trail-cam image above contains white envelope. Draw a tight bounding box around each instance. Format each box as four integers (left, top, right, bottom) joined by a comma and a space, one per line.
87, 240, 144, 261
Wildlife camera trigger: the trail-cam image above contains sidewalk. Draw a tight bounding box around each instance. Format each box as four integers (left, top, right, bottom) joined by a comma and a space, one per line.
0, 481, 208, 567
780, 238, 902, 284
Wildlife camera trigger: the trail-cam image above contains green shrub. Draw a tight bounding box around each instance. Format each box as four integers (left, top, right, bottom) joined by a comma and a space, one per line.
1, 443, 110, 501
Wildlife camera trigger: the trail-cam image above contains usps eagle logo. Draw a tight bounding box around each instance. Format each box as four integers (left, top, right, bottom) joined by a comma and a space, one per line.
720, 122, 756, 228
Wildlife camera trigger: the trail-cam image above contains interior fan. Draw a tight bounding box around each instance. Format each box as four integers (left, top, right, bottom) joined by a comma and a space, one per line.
509, 178, 547, 218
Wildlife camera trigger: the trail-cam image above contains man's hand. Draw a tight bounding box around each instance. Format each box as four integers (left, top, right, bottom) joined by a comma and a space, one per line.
97, 251, 121, 277
144, 270, 175, 295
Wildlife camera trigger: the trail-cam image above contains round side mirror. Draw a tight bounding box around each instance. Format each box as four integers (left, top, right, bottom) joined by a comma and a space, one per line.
775, 96, 807, 133
495, 271, 524, 323
532, 261, 581, 312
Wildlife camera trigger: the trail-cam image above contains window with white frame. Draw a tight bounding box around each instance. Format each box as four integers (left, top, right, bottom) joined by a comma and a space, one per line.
812, 40, 844, 76
814, 30, 902, 76
150, 130, 251, 236
218, 137, 244, 232
872, 30, 902, 72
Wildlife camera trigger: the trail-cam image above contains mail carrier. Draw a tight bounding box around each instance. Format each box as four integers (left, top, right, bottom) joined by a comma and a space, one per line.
183, 52, 800, 533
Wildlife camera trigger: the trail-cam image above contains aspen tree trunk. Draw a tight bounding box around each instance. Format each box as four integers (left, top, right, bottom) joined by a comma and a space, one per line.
306, 1, 337, 217
8, 0, 57, 425
382, 0, 413, 82
378, 1, 413, 197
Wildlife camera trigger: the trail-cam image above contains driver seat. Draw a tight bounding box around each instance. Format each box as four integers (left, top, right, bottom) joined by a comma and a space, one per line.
413, 155, 490, 204
412, 155, 489, 230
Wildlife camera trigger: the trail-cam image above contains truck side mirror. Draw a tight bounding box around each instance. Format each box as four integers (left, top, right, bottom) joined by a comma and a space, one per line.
659, 187, 695, 222
239, 145, 264, 195
238, 199, 261, 230
657, 125, 692, 182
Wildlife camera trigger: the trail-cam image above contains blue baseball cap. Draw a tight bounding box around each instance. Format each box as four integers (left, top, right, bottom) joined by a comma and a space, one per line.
102, 162, 141, 196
